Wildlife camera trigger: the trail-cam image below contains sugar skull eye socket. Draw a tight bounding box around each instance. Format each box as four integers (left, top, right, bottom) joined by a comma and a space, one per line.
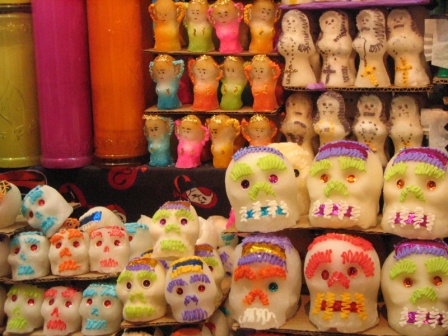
433, 276, 443, 286
29, 211, 34, 218
403, 277, 413, 287
208, 266, 214, 272
198, 285, 206, 292
180, 218, 188, 225
396, 179, 405, 189
30, 244, 38, 251
143, 280, 151, 287
176, 288, 183, 295
126, 282, 132, 290
346, 175, 356, 183
321, 270, 329, 280
86, 298, 93, 305
128, 236, 133, 242
320, 174, 329, 183
269, 175, 278, 183
49, 299, 55, 305
160, 219, 166, 225
347, 267, 358, 277
65, 301, 72, 308
114, 240, 121, 246
104, 300, 112, 307
268, 282, 278, 292
96, 240, 102, 247
427, 180, 437, 190
241, 180, 250, 189
73, 241, 80, 248
56, 242, 62, 249
38, 199, 45, 206
14, 247, 20, 254
11, 295, 17, 302
28, 299, 35, 306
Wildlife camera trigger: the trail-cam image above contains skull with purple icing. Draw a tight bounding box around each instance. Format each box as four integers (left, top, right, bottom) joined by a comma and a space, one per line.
150, 201, 201, 260
228, 234, 302, 329
381, 240, 448, 336
8, 231, 50, 280
79, 283, 123, 336
21, 185, 73, 237
307, 140, 383, 229
89, 225, 130, 274
194, 244, 226, 299
304, 233, 380, 333
5, 283, 45, 334
165, 256, 219, 323
0, 180, 21, 229
41, 286, 82, 335
49, 228, 89, 276
381, 147, 448, 239
225, 146, 300, 232
116, 257, 167, 322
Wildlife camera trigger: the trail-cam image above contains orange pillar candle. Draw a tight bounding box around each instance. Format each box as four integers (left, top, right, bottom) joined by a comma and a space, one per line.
86, 0, 148, 167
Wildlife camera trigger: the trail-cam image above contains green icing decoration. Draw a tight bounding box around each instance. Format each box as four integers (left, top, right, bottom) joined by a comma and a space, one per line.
164, 223, 181, 234
152, 209, 171, 222
160, 239, 187, 252
229, 162, 253, 182
248, 181, 275, 201
389, 259, 416, 279
124, 305, 156, 319
117, 270, 134, 284
400, 185, 425, 202
137, 270, 157, 281
338, 157, 366, 172
257, 154, 287, 171
425, 256, 448, 275
310, 159, 331, 177
384, 162, 408, 181
175, 208, 195, 222
129, 292, 146, 304
202, 257, 219, 267
324, 180, 348, 197
410, 287, 437, 304
415, 162, 445, 179
7, 317, 27, 331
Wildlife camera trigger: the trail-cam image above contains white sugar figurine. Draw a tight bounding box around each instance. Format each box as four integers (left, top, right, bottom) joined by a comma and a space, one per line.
386, 8, 430, 87
317, 10, 356, 87
353, 9, 391, 88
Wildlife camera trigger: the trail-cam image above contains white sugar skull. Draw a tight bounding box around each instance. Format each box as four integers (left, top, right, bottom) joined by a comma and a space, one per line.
197, 216, 220, 249
307, 140, 383, 229
0, 285, 6, 326
381, 240, 448, 336
304, 233, 380, 333
195, 244, 225, 298
79, 283, 123, 336
89, 225, 130, 273
41, 286, 82, 336
8, 231, 50, 280
229, 234, 301, 330
0, 180, 21, 229
165, 256, 219, 323
0, 234, 10, 277
381, 147, 448, 239
116, 257, 167, 322
225, 146, 300, 232
5, 283, 45, 334
150, 201, 201, 260
125, 222, 152, 260
49, 228, 89, 276
21, 185, 73, 237
79, 206, 124, 234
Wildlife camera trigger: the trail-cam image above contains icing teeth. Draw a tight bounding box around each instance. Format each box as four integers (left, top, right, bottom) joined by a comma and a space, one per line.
311, 200, 360, 221
239, 201, 290, 222
388, 206, 435, 231
399, 306, 448, 328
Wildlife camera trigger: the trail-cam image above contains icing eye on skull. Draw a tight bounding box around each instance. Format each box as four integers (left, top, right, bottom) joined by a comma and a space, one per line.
347, 267, 358, 277
346, 174, 356, 183
321, 270, 329, 280
268, 282, 278, 292
159, 218, 166, 225
396, 179, 405, 188
403, 277, 413, 287
27, 298, 35, 306
180, 218, 188, 225
433, 276, 442, 286
142, 280, 151, 287
86, 298, 92, 305
114, 239, 121, 246
103, 300, 112, 307
427, 180, 436, 190
320, 174, 329, 183
96, 240, 102, 247
176, 288, 183, 295
241, 180, 250, 189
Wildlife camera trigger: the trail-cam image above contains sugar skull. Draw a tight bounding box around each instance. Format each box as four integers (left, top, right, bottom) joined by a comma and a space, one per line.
49, 228, 89, 276
0, 180, 21, 229
229, 234, 301, 330
218, 245, 235, 277
4, 283, 45, 334
381, 147, 448, 239
225, 146, 300, 232
307, 140, 383, 229
79, 206, 124, 234
0, 284, 6, 326
8, 231, 50, 280
304, 233, 380, 333
195, 244, 226, 298
21, 185, 73, 237
79, 283, 123, 336
116, 257, 167, 322
150, 201, 201, 260
89, 225, 130, 274
41, 286, 82, 335
165, 256, 219, 323
0, 234, 11, 277
381, 240, 448, 336
125, 222, 152, 260
122, 327, 164, 336
170, 324, 213, 335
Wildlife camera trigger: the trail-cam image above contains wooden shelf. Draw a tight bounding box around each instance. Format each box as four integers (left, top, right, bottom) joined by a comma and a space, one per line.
283, 84, 434, 93
145, 104, 281, 115
143, 48, 280, 58
279, 0, 432, 10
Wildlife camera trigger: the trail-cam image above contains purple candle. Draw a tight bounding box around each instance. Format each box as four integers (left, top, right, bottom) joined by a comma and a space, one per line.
32, 0, 93, 168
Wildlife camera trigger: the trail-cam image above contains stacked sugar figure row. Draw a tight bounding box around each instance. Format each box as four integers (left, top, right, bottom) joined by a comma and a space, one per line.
278, 7, 431, 88
150, 54, 282, 112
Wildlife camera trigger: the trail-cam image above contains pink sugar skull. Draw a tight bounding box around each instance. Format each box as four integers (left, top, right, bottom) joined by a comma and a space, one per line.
165, 256, 219, 323
8, 231, 50, 280
21, 185, 73, 237
381, 147, 448, 239
0, 180, 21, 229
41, 286, 82, 335
229, 234, 302, 330
79, 206, 124, 234
49, 228, 89, 276
116, 257, 167, 322
79, 283, 123, 335
307, 140, 383, 229
381, 240, 448, 336
0, 234, 11, 277
150, 201, 201, 260
5, 283, 45, 334
89, 226, 130, 274
225, 146, 300, 233
304, 233, 381, 333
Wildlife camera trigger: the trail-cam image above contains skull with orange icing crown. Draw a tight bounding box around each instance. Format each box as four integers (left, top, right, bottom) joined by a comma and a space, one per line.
304, 233, 380, 333
228, 234, 301, 329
